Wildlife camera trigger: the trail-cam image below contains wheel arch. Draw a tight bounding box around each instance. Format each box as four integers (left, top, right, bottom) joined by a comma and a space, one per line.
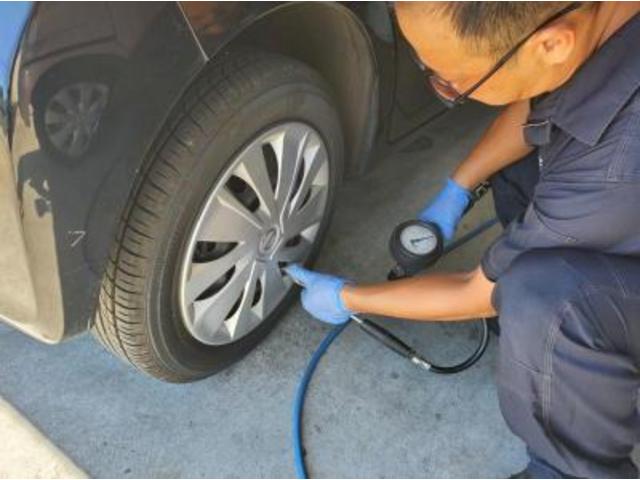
187, 2, 380, 178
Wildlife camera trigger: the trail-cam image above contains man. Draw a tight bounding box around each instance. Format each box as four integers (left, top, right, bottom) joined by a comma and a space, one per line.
285, 2, 640, 478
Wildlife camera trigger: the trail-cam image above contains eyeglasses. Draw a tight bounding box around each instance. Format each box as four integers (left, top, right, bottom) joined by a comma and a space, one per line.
406, 2, 583, 108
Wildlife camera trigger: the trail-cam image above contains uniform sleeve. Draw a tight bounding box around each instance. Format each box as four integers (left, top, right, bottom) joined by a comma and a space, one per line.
481, 179, 640, 281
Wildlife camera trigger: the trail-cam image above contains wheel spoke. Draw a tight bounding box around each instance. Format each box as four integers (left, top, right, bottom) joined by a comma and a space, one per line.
258, 260, 289, 316
288, 137, 327, 214
88, 85, 109, 113
48, 122, 74, 148
272, 127, 308, 211
78, 83, 92, 111
87, 100, 105, 116
184, 242, 253, 304
67, 128, 87, 156
197, 186, 263, 243
234, 144, 278, 220
44, 109, 67, 127
285, 186, 327, 235
192, 259, 253, 336
225, 261, 262, 338
53, 88, 76, 113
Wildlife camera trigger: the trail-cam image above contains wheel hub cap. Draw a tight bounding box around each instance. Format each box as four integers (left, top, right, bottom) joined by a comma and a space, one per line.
258, 226, 281, 256
178, 122, 331, 345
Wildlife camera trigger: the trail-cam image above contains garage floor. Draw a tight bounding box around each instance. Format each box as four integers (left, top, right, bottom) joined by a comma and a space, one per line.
0, 104, 530, 478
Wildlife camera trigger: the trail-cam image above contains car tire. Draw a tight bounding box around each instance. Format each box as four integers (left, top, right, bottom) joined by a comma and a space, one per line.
93, 50, 344, 382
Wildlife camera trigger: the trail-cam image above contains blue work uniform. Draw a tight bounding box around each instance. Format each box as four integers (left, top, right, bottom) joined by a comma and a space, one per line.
483, 13, 640, 479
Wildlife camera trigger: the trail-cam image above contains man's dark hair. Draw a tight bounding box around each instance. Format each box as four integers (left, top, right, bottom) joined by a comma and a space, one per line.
408, 2, 575, 56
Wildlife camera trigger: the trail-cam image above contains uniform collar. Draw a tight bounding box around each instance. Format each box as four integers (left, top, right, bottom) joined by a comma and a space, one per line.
525, 12, 640, 147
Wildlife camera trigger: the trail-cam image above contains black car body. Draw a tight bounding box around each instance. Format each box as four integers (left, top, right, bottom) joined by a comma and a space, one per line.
1, 1, 459, 381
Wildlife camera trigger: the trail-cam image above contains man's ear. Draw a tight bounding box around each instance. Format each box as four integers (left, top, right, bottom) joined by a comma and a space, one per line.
530, 25, 576, 65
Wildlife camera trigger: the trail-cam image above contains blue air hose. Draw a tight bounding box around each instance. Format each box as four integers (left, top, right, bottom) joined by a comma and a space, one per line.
292, 322, 350, 479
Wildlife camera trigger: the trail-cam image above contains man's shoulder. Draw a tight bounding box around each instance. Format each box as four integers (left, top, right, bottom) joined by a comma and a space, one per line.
547, 86, 640, 183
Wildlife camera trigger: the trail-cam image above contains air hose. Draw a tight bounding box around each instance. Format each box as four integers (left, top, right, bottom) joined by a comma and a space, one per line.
291, 216, 498, 479
292, 321, 350, 479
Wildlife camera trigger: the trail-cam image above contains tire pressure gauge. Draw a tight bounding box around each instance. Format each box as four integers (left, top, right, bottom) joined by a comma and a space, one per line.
388, 220, 444, 279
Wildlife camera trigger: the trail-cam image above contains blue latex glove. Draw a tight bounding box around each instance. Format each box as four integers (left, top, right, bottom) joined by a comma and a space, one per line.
284, 264, 354, 325
418, 178, 472, 242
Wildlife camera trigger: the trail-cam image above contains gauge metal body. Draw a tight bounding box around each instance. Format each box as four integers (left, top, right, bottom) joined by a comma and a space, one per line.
389, 220, 444, 278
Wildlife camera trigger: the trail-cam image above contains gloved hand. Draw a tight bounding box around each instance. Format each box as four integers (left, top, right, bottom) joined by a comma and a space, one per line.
418, 177, 472, 242
284, 264, 355, 325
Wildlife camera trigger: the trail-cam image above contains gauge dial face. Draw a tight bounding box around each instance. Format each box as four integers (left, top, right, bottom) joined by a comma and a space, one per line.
399, 224, 438, 256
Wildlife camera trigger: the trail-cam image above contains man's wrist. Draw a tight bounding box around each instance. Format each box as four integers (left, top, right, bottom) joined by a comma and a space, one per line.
340, 283, 361, 314
450, 173, 476, 192
445, 177, 473, 200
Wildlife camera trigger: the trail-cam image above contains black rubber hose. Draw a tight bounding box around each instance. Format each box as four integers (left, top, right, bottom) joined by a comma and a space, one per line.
422, 318, 490, 374
352, 315, 490, 375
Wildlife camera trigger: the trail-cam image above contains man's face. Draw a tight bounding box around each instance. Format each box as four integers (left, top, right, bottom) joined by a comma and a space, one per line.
395, 3, 579, 106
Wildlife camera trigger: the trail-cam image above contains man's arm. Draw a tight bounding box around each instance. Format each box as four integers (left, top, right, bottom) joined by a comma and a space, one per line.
341, 266, 496, 322
286, 102, 531, 325
451, 100, 533, 190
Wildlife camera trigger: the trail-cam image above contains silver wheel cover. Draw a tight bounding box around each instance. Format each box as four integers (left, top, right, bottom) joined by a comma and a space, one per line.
178, 122, 331, 345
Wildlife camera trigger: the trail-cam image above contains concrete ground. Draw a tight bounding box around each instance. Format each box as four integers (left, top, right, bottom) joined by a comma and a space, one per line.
0, 104, 529, 478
